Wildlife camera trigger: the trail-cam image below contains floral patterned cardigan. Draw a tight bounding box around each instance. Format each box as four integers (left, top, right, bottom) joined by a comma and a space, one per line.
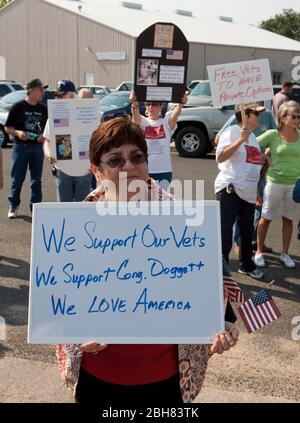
56, 179, 235, 403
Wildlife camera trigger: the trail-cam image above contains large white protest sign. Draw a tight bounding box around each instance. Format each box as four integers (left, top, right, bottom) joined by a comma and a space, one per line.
47, 99, 101, 176
207, 59, 273, 107
28, 202, 224, 344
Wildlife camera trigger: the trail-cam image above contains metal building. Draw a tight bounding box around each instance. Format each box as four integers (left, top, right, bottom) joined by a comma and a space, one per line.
1, 0, 300, 88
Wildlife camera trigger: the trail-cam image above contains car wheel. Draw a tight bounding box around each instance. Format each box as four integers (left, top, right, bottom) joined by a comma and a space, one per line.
175, 126, 208, 157
0, 125, 8, 148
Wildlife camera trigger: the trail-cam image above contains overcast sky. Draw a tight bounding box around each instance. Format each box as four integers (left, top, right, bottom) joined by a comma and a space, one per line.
102, 0, 300, 25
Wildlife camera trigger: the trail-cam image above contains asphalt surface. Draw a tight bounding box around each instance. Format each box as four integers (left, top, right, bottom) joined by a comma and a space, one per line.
0, 147, 299, 403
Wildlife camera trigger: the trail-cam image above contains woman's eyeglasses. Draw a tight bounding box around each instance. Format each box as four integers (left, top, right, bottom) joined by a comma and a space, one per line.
100, 153, 148, 169
287, 114, 300, 120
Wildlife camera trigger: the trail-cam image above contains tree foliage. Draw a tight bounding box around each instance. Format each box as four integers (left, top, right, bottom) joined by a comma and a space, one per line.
259, 9, 300, 42
0, 0, 12, 9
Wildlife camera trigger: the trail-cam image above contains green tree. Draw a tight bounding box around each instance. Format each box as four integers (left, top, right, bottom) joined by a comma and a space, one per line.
259, 9, 300, 42
0, 0, 11, 9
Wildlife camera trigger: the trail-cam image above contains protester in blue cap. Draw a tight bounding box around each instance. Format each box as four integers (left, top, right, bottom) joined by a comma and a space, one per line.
43, 80, 92, 202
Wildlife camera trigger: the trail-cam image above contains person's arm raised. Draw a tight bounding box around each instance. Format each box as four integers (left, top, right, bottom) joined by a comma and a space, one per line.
130, 91, 142, 126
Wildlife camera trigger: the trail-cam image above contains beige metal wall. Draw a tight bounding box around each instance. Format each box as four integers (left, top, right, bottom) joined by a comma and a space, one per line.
1, 0, 300, 88
0, 0, 135, 88
0, 0, 29, 83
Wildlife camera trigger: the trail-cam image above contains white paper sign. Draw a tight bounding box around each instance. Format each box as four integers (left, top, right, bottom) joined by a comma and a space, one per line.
159, 65, 185, 84
207, 59, 274, 107
47, 99, 101, 176
142, 49, 162, 58
146, 86, 172, 101
28, 202, 224, 344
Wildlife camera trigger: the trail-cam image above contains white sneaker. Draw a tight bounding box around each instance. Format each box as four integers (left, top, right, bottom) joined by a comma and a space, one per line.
8, 206, 18, 219
254, 253, 266, 267
280, 253, 295, 268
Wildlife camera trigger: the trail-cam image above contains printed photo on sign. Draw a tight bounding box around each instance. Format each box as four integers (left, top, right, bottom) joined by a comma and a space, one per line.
137, 59, 159, 86
245, 145, 263, 165
159, 65, 185, 84
154, 24, 174, 49
142, 49, 162, 58
56, 134, 72, 161
166, 50, 183, 60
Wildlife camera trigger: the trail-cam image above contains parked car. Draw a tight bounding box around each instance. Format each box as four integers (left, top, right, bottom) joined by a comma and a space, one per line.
100, 91, 167, 121
0, 89, 55, 147
186, 79, 202, 93
113, 81, 134, 92
169, 80, 212, 110
76, 85, 110, 99
173, 105, 235, 158
0, 80, 24, 99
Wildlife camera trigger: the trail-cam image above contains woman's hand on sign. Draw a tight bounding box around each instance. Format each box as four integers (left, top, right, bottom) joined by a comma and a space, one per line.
209, 322, 239, 356
129, 91, 138, 104
240, 126, 250, 143
79, 341, 107, 354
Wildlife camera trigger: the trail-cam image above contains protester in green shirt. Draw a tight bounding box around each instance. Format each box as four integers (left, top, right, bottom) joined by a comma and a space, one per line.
255, 101, 300, 269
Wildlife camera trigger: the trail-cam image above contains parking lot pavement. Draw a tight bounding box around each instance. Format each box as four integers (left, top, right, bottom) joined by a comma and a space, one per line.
0, 148, 299, 403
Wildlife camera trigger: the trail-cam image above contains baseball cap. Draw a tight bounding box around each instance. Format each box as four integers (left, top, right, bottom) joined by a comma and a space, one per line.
235, 103, 265, 113
26, 78, 48, 90
55, 80, 76, 94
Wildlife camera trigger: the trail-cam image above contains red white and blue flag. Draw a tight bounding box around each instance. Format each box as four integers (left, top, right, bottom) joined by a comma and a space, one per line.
223, 259, 245, 303
54, 118, 69, 128
166, 50, 183, 60
238, 288, 281, 334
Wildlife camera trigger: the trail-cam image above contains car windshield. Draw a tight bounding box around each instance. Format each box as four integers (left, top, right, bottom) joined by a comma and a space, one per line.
99, 93, 130, 108
190, 82, 211, 96
0, 91, 27, 110
12, 84, 24, 91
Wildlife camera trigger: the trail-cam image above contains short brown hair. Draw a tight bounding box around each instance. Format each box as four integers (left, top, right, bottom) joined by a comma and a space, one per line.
282, 81, 293, 89
89, 117, 148, 166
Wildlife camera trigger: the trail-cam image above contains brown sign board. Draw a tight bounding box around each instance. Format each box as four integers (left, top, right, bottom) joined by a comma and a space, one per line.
134, 22, 189, 103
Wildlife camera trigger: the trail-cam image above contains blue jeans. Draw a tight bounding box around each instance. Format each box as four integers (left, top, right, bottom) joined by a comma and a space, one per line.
55, 170, 92, 202
233, 175, 266, 246
8, 142, 44, 210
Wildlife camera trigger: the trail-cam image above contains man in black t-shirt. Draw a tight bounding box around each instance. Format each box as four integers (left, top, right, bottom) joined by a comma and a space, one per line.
5, 78, 48, 218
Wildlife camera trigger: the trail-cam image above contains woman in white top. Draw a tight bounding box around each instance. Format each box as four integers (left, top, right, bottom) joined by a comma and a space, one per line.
215, 103, 265, 280
130, 92, 187, 187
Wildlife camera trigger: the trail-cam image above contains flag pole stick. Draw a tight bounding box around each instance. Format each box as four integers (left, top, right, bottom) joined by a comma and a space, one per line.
267, 280, 275, 289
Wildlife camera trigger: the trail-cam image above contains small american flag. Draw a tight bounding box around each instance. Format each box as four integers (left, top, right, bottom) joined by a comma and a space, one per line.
223, 259, 245, 303
79, 151, 89, 160
54, 118, 69, 128
238, 288, 281, 334
166, 49, 183, 60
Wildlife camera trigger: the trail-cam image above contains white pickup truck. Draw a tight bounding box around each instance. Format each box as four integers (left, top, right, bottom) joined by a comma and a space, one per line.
173, 105, 235, 158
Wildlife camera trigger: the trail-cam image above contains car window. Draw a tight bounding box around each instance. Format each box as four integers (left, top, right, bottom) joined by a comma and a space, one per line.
99, 93, 130, 107
190, 82, 211, 96
0, 91, 27, 107
188, 82, 200, 91
11, 84, 23, 91
0, 85, 12, 97
95, 88, 105, 95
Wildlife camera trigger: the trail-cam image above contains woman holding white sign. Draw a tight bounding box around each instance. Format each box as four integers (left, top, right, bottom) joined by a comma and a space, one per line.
215, 103, 265, 280
56, 117, 239, 404
130, 91, 187, 188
